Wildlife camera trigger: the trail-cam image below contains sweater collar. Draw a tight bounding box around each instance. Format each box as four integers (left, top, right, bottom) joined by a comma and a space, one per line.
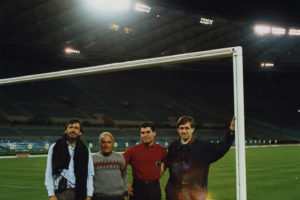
179, 136, 194, 146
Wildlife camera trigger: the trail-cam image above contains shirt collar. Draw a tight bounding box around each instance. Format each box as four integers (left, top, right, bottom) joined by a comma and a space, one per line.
179, 136, 194, 146
142, 142, 155, 148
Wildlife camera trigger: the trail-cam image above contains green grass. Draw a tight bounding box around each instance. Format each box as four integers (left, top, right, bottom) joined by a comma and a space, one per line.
0, 146, 300, 200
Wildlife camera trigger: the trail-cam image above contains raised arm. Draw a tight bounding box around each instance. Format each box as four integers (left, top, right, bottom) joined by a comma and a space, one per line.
206, 116, 236, 163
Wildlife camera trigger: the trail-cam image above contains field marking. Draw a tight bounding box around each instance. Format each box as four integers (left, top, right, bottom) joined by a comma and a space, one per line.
230, 144, 300, 149
0, 154, 47, 159
0, 184, 45, 190
245, 144, 300, 148
1, 144, 299, 159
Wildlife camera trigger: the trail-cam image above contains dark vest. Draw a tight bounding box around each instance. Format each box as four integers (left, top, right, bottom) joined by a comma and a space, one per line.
52, 135, 89, 200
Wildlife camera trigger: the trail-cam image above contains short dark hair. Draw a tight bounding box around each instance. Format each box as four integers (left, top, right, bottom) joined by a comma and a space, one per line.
65, 118, 82, 132
139, 122, 156, 132
177, 115, 195, 128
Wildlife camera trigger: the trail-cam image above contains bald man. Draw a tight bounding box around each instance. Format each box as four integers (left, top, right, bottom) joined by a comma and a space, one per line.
92, 132, 128, 200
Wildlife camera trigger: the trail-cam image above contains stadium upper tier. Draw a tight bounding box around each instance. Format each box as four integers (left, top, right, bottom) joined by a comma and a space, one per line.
0, 72, 231, 122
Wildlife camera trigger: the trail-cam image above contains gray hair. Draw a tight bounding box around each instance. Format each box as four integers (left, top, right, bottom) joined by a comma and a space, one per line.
99, 132, 114, 142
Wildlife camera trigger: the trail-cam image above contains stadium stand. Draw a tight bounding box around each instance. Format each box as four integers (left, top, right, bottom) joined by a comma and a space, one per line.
1, 64, 300, 154
0, 128, 19, 136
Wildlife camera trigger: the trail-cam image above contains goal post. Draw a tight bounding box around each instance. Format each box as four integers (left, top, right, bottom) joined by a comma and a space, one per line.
232, 47, 247, 200
0, 46, 247, 200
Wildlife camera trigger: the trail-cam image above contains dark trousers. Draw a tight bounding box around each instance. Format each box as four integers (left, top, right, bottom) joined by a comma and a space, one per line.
165, 184, 178, 200
55, 189, 76, 200
129, 180, 161, 200
165, 184, 207, 200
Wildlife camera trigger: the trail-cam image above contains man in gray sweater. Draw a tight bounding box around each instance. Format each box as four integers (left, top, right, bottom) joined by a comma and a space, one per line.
92, 132, 127, 200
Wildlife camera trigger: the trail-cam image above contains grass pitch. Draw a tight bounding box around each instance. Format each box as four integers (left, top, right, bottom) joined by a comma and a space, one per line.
0, 146, 300, 200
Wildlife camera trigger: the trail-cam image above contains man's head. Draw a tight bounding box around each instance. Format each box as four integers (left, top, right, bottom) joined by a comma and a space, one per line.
64, 118, 82, 141
139, 122, 156, 146
99, 132, 114, 155
177, 116, 195, 143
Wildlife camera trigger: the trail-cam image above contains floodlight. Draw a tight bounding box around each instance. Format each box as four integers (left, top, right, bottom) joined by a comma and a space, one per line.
260, 62, 274, 68
199, 17, 213, 25
271, 27, 286, 35
254, 25, 270, 35
110, 24, 120, 31
87, 0, 131, 11
64, 47, 80, 54
110, 0, 131, 11
124, 27, 133, 34
289, 29, 300, 36
254, 23, 300, 37
134, 2, 151, 13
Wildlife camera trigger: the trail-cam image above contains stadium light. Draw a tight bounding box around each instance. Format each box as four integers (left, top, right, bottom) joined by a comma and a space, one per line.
254, 24, 286, 36
124, 27, 133, 34
254, 25, 271, 35
254, 23, 300, 37
64, 47, 80, 55
86, 0, 131, 12
134, 2, 151, 13
199, 17, 214, 25
260, 62, 274, 68
289, 28, 300, 36
271, 26, 286, 36
109, 24, 120, 31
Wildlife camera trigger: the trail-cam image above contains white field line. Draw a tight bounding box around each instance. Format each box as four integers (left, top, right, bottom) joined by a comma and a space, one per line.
1, 144, 300, 159
0, 184, 45, 190
0, 154, 48, 159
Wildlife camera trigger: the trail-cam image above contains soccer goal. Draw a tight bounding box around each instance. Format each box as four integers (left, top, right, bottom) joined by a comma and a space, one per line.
0, 46, 247, 200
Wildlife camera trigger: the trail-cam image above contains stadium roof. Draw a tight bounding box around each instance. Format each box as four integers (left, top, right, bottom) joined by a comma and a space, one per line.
1, 0, 300, 73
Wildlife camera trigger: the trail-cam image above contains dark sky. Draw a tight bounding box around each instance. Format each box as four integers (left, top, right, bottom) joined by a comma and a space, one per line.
149, 0, 300, 24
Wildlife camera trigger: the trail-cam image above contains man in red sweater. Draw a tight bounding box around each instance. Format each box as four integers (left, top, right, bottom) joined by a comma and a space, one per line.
123, 122, 167, 200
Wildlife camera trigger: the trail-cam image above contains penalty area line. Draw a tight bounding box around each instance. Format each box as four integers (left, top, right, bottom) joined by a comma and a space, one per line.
0, 185, 46, 190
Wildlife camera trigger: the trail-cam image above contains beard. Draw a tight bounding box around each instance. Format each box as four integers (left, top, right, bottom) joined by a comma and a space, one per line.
65, 133, 80, 142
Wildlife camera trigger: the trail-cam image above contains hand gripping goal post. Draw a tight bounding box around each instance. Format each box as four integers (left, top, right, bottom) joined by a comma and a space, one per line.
0, 46, 247, 200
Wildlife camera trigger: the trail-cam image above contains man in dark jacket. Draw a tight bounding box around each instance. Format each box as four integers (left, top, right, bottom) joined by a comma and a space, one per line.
165, 116, 235, 200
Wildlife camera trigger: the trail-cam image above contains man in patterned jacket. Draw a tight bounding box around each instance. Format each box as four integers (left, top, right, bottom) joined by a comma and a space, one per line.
92, 132, 128, 200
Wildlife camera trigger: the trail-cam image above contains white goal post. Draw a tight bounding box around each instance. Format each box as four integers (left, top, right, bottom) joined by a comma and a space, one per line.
0, 46, 247, 200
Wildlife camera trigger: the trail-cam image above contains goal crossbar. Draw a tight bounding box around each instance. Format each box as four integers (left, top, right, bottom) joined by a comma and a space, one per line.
1, 47, 234, 86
